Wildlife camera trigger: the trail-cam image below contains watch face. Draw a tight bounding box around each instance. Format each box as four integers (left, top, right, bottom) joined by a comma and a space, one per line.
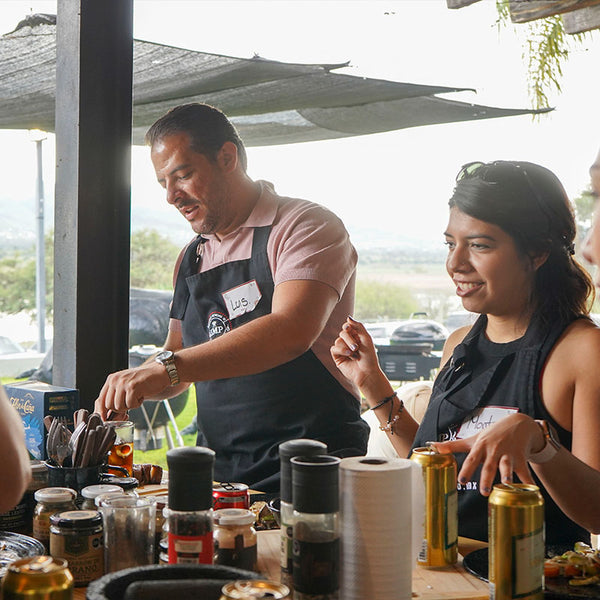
156, 350, 173, 362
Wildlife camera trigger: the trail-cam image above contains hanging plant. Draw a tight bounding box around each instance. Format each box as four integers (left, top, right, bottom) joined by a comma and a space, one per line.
495, 0, 593, 110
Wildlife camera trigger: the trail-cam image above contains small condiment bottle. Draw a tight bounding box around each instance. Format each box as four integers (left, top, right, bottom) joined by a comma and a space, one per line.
32, 487, 77, 552
146, 493, 169, 563
166, 446, 215, 564
214, 508, 257, 571
49, 510, 104, 586
158, 506, 170, 565
80, 484, 124, 510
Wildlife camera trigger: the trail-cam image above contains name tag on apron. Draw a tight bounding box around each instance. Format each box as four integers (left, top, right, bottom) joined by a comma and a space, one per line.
222, 280, 262, 320
456, 406, 519, 440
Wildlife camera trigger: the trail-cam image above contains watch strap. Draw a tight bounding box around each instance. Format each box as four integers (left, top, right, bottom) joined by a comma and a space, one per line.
528, 419, 561, 464
155, 351, 180, 386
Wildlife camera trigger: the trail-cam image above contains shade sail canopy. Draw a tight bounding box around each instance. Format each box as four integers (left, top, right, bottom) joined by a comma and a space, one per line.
0, 14, 548, 146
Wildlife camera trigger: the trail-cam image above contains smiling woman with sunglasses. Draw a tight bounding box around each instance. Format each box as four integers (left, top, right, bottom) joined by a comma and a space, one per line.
331, 160, 600, 545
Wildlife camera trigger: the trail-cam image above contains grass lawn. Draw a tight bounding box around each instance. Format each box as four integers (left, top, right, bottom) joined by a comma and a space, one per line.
135, 387, 198, 469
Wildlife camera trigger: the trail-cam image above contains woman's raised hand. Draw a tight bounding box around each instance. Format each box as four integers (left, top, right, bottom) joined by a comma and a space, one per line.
330, 317, 383, 390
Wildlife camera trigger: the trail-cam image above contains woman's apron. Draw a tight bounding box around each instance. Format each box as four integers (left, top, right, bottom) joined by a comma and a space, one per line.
413, 314, 589, 545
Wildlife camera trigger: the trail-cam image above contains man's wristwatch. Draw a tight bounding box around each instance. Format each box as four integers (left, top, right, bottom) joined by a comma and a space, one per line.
154, 350, 180, 386
528, 419, 561, 464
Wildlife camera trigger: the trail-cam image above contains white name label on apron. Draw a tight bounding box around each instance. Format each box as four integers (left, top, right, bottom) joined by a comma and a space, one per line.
456, 406, 519, 440
222, 280, 262, 320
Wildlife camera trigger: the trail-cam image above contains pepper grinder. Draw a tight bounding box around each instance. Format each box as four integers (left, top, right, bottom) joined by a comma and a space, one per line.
166, 446, 215, 564
291, 454, 341, 600
279, 439, 327, 589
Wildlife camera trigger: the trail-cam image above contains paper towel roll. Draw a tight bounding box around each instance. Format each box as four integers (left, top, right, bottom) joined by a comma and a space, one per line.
339, 456, 424, 600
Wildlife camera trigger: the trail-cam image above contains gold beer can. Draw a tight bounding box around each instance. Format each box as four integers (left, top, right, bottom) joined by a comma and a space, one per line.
2, 556, 74, 600
488, 483, 544, 600
220, 579, 291, 599
410, 446, 458, 567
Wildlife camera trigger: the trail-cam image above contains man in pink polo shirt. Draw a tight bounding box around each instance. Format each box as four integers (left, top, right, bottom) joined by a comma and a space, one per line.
96, 103, 368, 491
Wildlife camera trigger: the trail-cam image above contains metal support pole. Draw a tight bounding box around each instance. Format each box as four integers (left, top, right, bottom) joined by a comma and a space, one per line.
32, 133, 47, 354
54, 0, 133, 406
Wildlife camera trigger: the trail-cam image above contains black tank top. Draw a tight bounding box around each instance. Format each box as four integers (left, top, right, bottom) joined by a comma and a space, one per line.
413, 314, 589, 545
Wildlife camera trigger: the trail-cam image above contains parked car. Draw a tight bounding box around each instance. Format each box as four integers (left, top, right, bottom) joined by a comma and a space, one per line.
0, 335, 45, 378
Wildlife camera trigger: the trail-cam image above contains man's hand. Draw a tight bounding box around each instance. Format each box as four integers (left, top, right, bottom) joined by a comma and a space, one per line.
94, 362, 171, 420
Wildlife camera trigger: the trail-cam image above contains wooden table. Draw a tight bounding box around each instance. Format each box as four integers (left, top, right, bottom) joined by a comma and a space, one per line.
74, 531, 489, 599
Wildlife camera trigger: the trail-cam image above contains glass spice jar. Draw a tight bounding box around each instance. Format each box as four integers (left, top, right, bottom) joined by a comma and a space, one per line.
49, 510, 104, 586
80, 484, 124, 510
213, 508, 257, 572
148, 494, 168, 563
32, 487, 77, 553
159, 506, 170, 565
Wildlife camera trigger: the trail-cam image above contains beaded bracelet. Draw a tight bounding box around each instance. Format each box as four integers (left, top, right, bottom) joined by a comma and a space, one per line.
371, 391, 404, 436
379, 414, 400, 435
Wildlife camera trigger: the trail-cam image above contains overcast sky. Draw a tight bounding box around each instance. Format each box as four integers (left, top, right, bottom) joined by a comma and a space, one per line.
2, 0, 600, 247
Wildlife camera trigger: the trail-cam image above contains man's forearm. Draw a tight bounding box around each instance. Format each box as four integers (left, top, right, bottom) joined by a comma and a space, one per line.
174, 311, 313, 383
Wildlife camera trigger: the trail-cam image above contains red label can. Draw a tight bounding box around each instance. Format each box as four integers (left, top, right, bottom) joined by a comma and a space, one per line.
213, 483, 250, 510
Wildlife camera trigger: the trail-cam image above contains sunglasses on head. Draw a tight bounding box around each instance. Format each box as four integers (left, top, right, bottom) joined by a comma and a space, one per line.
455, 160, 551, 224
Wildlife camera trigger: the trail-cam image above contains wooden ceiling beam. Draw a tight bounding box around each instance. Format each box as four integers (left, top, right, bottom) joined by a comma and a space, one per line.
509, 0, 600, 23
446, 0, 482, 8
562, 5, 600, 32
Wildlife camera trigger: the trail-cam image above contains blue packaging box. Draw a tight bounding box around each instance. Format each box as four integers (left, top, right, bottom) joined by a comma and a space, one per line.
5, 381, 79, 461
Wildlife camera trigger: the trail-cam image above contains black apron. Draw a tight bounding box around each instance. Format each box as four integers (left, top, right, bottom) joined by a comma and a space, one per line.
413, 314, 590, 545
170, 227, 368, 492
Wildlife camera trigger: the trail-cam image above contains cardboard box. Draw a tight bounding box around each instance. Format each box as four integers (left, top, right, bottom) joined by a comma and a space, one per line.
5, 381, 79, 461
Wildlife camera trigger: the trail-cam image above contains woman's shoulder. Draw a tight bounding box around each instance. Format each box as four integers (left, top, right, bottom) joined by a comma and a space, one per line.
551, 316, 600, 367
560, 315, 600, 341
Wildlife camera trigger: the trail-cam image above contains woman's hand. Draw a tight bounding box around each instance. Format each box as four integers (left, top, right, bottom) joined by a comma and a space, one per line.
330, 317, 382, 390
431, 412, 546, 496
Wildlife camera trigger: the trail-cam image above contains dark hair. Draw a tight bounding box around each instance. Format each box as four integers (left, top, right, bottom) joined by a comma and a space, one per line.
145, 103, 247, 171
449, 160, 594, 324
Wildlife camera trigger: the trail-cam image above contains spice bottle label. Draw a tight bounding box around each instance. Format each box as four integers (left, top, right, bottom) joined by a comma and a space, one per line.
50, 532, 104, 586
168, 532, 213, 564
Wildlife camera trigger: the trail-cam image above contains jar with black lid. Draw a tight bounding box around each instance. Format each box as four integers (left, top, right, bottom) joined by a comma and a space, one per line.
102, 476, 139, 496
33, 487, 77, 552
50, 509, 104, 586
